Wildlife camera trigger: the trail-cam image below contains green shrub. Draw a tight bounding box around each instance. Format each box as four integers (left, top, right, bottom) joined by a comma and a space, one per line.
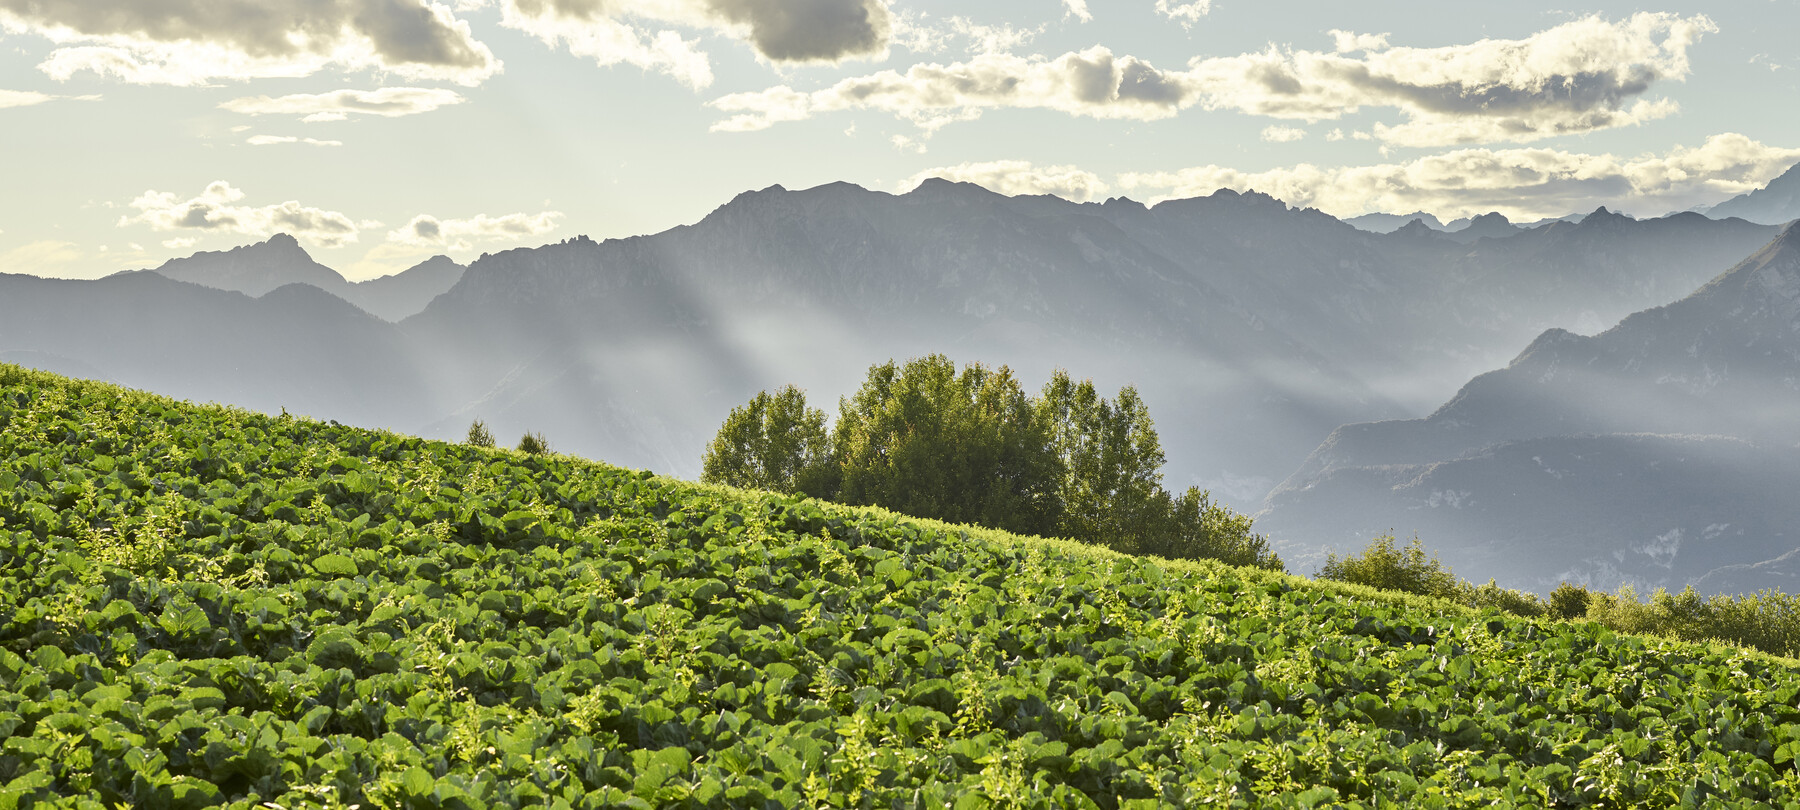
1148, 487, 1283, 572
1548, 582, 1592, 620
515, 431, 551, 455
1458, 579, 1548, 618
1317, 534, 1459, 600
466, 419, 495, 447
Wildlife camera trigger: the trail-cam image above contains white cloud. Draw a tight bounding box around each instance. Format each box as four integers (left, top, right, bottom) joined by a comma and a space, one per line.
1155, 0, 1211, 28
500, 0, 890, 90
221, 88, 464, 122
387, 210, 563, 250
162, 237, 199, 250
1, 0, 499, 86
1185, 13, 1713, 147
118, 181, 363, 247
902, 160, 1108, 201
1063, 0, 1092, 23
1261, 125, 1306, 143
246, 135, 343, 147
890, 134, 926, 153
948, 17, 1039, 55
1117, 133, 1800, 221
711, 13, 1714, 147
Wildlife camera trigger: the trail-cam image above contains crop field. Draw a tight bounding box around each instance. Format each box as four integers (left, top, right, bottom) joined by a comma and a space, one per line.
5, 363, 1800, 808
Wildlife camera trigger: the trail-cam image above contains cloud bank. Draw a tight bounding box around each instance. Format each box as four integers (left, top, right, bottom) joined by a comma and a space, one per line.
500, 0, 891, 89
710, 13, 1713, 146
221, 88, 465, 122
711, 46, 1193, 132
118, 182, 365, 247
1, 0, 499, 86
388, 211, 564, 251
1117, 133, 1800, 221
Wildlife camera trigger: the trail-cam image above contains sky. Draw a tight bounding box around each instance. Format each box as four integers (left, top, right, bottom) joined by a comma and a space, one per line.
2, 0, 1798, 281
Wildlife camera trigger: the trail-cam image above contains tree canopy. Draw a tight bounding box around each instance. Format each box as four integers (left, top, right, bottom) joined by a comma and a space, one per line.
703, 356, 1282, 571
701, 384, 836, 498
833, 356, 1060, 537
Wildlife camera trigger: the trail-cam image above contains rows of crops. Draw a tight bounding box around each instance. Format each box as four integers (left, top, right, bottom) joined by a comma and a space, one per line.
4, 362, 1800, 807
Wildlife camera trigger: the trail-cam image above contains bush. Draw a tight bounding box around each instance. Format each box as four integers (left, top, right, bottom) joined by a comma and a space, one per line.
1457, 579, 1547, 618
1317, 534, 1459, 600
1147, 487, 1283, 572
516, 432, 551, 455
466, 419, 495, 448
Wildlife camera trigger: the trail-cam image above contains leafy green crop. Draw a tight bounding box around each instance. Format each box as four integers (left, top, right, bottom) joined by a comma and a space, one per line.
4, 362, 1800, 808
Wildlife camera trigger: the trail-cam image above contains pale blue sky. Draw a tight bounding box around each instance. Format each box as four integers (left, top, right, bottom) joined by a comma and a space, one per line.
2, 0, 1796, 280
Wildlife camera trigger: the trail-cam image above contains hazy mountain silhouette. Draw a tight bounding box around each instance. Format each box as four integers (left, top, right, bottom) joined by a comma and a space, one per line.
1708, 162, 1800, 225
1442, 212, 1522, 244
0, 180, 1784, 510
0, 271, 431, 427
130, 233, 465, 321
1261, 223, 1800, 593
1344, 211, 1446, 233
403, 181, 1398, 491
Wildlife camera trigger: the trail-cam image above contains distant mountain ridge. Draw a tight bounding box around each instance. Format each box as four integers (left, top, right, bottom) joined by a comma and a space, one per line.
1260, 222, 1800, 593
0, 179, 1785, 511
126, 233, 466, 321
1708, 162, 1800, 225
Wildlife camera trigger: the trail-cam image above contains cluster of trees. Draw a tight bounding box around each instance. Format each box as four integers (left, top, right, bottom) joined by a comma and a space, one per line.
702, 355, 1282, 571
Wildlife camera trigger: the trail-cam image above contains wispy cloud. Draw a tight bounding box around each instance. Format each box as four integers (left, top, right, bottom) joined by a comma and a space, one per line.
1117, 133, 1800, 220
902, 160, 1109, 201
1, 0, 499, 86
245, 135, 343, 147
710, 13, 1713, 147
117, 181, 366, 247
1261, 125, 1306, 143
1154, 0, 1211, 28
0, 89, 100, 108
220, 88, 465, 122
387, 210, 563, 251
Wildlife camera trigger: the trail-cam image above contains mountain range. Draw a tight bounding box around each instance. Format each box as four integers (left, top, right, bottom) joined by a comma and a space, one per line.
1259, 222, 1800, 593
124, 233, 466, 322
2, 171, 1798, 596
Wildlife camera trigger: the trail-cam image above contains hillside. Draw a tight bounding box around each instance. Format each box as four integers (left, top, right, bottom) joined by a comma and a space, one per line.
7, 364, 1800, 806
1262, 223, 1800, 592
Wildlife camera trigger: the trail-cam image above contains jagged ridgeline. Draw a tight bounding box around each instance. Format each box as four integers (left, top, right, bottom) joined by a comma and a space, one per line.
7, 363, 1800, 807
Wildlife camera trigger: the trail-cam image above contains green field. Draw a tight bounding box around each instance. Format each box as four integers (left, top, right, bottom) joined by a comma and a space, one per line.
5, 363, 1800, 808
